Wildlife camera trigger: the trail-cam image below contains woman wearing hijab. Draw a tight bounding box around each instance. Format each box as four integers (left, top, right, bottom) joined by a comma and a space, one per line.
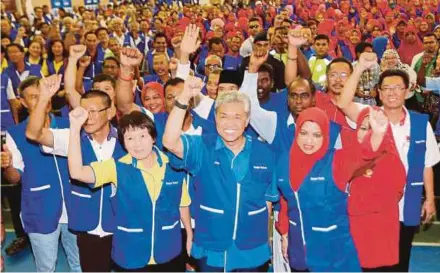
348, 107, 406, 272
140, 82, 165, 114
276, 107, 389, 272
397, 26, 424, 65
338, 28, 362, 62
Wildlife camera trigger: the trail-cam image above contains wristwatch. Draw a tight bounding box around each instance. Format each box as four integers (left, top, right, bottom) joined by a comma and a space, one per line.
174, 100, 189, 110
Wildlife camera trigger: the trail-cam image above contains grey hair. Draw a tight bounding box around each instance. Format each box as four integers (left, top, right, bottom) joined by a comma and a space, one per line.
205, 55, 223, 67
214, 91, 251, 117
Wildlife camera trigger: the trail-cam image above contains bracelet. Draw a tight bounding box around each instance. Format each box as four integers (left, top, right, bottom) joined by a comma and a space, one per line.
287, 56, 298, 61
119, 74, 134, 82
174, 99, 188, 110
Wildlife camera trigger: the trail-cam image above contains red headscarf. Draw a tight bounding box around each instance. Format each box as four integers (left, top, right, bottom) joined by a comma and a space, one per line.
397, 25, 424, 65
141, 82, 165, 113
289, 108, 330, 191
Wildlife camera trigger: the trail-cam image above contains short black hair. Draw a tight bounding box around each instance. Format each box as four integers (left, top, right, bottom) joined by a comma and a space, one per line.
118, 111, 157, 145
355, 42, 373, 56
153, 32, 167, 42
103, 56, 120, 67
164, 78, 184, 93
249, 17, 261, 24
423, 33, 438, 42
314, 34, 329, 43
327, 57, 354, 73
208, 37, 224, 50
95, 27, 109, 36
6, 43, 25, 53
93, 73, 117, 89
84, 30, 97, 39
81, 89, 112, 108
378, 69, 410, 89
258, 63, 274, 82
18, 76, 40, 97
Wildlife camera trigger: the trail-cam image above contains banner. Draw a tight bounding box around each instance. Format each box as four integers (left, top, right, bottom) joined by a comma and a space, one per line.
51, 0, 72, 9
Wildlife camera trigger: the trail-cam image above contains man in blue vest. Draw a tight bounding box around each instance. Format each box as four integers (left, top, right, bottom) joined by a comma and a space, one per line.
163, 75, 278, 272
338, 52, 440, 272
1, 75, 81, 272
26, 50, 124, 271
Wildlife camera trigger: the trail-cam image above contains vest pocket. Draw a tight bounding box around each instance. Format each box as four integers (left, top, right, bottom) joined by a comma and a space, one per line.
117, 226, 144, 233
71, 190, 92, 198
311, 225, 337, 232
161, 220, 179, 230
248, 206, 267, 216
200, 204, 224, 214
30, 184, 51, 192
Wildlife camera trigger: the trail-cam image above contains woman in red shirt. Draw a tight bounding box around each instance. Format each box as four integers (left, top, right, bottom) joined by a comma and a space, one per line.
348, 107, 406, 272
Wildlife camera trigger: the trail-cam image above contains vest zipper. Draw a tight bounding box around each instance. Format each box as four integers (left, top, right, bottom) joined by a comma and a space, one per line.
232, 183, 241, 240
294, 191, 306, 246
151, 200, 156, 262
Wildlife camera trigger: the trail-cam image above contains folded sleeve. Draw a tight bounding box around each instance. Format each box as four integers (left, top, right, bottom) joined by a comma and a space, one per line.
90, 158, 118, 188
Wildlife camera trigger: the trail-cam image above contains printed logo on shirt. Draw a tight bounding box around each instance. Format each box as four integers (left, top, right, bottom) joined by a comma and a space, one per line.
310, 177, 325, 181
363, 169, 373, 178
165, 181, 179, 186
253, 165, 268, 170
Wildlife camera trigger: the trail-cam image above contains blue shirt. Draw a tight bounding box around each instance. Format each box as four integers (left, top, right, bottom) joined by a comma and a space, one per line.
190, 136, 271, 270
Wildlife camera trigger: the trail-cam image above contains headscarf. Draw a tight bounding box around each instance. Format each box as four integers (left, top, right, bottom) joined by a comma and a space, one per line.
417, 19, 431, 40
141, 82, 165, 113
372, 36, 391, 61
289, 108, 330, 191
397, 26, 424, 65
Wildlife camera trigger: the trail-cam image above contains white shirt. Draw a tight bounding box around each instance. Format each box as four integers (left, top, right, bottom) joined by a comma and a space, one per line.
240, 37, 254, 58
6, 132, 69, 224
113, 32, 125, 46
42, 129, 117, 237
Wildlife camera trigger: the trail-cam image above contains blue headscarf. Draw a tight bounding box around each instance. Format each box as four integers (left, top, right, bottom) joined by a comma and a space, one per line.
372, 36, 389, 61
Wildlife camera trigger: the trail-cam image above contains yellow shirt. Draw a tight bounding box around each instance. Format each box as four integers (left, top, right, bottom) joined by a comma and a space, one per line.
91, 151, 191, 265
41, 59, 64, 77
1, 58, 8, 73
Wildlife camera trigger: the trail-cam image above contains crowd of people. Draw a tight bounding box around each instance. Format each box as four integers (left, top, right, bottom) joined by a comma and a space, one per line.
1, 0, 440, 272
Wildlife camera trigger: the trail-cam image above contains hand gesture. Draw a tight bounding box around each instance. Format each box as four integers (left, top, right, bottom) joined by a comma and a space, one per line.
1, 145, 12, 169
39, 74, 63, 99
182, 76, 203, 100
69, 44, 87, 60
281, 234, 289, 263
422, 53, 433, 66
79, 56, 91, 68
180, 24, 201, 54
358, 52, 378, 71
368, 107, 389, 134
421, 199, 436, 224
120, 47, 143, 67
171, 35, 182, 49
288, 28, 308, 47
249, 50, 268, 73
69, 107, 89, 130
169, 57, 178, 72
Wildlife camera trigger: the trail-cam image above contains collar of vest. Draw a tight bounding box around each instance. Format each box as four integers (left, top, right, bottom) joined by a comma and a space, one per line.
130, 146, 168, 168
81, 124, 118, 141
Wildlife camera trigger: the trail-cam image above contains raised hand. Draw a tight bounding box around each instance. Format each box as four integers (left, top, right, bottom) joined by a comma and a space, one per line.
1, 145, 12, 169
288, 28, 308, 47
182, 76, 204, 100
169, 57, 178, 73
120, 47, 143, 67
180, 24, 201, 54
69, 44, 87, 60
39, 74, 63, 99
369, 107, 389, 134
249, 50, 268, 73
69, 107, 89, 130
358, 52, 378, 71
79, 56, 91, 68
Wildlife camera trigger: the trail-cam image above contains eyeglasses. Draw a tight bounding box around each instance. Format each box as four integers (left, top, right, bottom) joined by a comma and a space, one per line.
88, 106, 110, 117
328, 72, 349, 80
380, 86, 406, 93
249, 25, 259, 29
103, 65, 118, 69
206, 64, 222, 70
288, 92, 311, 100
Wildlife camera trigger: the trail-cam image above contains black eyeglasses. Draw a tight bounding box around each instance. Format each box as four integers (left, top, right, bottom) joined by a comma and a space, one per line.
88, 106, 111, 117
249, 25, 259, 29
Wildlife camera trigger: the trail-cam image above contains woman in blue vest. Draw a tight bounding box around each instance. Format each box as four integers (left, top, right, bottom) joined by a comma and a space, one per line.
277, 107, 389, 272
67, 108, 192, 272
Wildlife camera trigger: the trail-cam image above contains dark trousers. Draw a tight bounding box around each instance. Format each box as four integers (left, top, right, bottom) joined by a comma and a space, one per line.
122, 255, 183, 272
362, 264, 399, 272
77, 233, 113, 272
396, 222, 417, 272
196, 257, 270, 272
1, 183, 26, 238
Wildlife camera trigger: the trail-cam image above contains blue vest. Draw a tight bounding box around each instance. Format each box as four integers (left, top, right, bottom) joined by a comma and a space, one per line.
7, 116, 71, 234
112, 149, 185, 269
68, 134, 125, 232
123, 32, 147, 54
277, 149, 361, 272
1, 73, 14, 130
192, 135, 274, 251
5, 63, 42, 96
403, 111, 428, 226
83, 45, 105, 92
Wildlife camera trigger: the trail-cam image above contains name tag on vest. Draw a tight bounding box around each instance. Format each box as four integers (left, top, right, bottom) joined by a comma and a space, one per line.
415, 140, 426, 144
253, 165, 267, 170
165, 181, 179, 186
310, 177, 325, 181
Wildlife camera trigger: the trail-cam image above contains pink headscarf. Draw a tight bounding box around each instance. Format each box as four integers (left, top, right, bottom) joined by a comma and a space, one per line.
397, 26, 424, 65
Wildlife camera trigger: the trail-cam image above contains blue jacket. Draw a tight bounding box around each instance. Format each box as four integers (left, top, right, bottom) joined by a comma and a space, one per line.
111, 149, 186, 269
1, 73, 15, 130
7, 116, 71, 234
277, 149, 361, 272
5, 63, 42, 96
403, 111, 428, 226
68, 130, 125, 232
83, 44, 105, 92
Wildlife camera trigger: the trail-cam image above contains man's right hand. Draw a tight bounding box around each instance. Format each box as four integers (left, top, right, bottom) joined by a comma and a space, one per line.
358, 52, 378, 71
69, 107, 89, 130
288, 28, 308, 48
181, 76, 203, 102
69, 44, 87, 60
249, 51, 268, 73
1, 145, 12, 169
39, 74, 63, 100
120, 47, 143, 68
180, 24, 201, 55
